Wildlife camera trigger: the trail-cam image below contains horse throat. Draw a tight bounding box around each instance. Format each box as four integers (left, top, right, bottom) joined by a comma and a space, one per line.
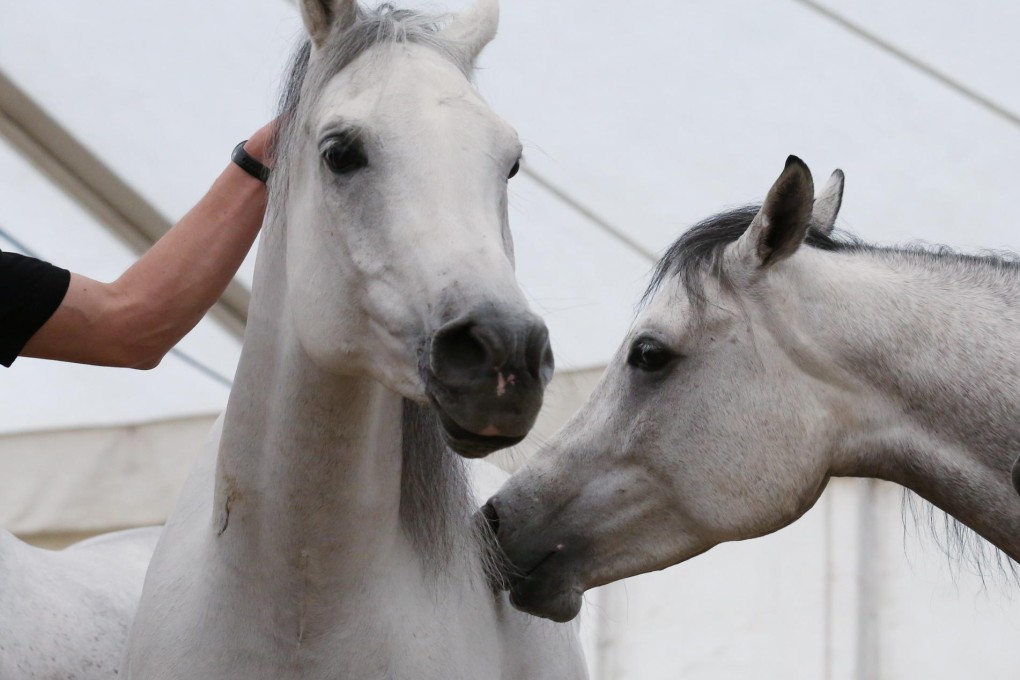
212, 226, 470, 577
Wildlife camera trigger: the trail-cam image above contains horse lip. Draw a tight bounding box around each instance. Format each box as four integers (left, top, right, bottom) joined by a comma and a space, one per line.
421, 367, 529, 456
522, 549, 558, 579
430, 398, 525, 457
501, 547, 559, 594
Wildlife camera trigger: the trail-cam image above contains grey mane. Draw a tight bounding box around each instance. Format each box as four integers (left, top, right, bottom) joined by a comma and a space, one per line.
266, 6, 486, 573
400, 401, 475, 572
903, 491, 1018, 584
401, 401, 511, 585
648, 205, 1020, 580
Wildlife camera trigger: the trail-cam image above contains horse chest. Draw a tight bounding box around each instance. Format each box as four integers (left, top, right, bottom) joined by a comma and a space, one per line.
300, 575, 507, 679
134, 544, 509, 680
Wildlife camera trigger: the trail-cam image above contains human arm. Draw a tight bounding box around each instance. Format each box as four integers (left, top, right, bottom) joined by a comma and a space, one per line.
20, 123, 275, 369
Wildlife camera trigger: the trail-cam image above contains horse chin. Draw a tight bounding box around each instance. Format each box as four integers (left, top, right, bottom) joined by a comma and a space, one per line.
433, 405, 526, 458
507, 566, 584, 623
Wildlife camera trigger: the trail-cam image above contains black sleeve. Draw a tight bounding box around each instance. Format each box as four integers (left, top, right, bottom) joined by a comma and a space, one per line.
0, 249, 71, 367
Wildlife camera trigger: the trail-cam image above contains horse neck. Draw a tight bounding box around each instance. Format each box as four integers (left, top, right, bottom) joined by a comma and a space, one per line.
213, 222, 407, 575
787, 249, 1020, 559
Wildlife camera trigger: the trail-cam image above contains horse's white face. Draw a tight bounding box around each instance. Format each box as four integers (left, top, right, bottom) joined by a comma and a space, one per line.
284, 0, 553, 456
486, 158, 848, 622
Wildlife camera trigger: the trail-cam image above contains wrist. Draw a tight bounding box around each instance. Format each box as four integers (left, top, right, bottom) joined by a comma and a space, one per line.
231, 140, 271, 183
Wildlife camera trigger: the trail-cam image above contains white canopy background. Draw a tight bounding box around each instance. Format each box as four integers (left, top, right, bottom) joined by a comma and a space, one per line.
1, 1, 1019, 678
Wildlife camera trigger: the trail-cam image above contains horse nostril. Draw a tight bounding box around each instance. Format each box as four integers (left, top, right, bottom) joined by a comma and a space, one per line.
431, 320, 507, 380
472, 325, 509, 368
481, 501, 501, 537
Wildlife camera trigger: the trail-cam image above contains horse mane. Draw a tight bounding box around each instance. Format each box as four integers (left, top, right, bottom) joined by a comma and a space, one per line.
643, 205, 862, 306
645, 204, 1020, 308
646, 204, 1020, 581
400, 401, 477, 573
902, 491, 1018, 584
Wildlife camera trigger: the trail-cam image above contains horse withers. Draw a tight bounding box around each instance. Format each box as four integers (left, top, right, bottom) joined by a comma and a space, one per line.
123, 2, 585, 678
485, 156, 1020, 623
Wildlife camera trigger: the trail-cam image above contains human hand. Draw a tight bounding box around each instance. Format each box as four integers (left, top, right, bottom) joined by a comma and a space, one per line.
243, 119, 280, 167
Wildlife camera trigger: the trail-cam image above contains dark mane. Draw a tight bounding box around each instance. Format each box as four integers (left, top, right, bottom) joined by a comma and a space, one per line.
644, 204, 1020, 306
643, 205, 863, 304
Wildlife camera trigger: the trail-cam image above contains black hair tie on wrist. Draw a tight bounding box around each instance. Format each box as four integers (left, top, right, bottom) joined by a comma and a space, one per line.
231, 140, 271, 183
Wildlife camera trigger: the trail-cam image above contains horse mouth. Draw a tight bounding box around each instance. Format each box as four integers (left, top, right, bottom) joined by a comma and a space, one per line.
505, 552, 584, 623
432, 402, 526, 458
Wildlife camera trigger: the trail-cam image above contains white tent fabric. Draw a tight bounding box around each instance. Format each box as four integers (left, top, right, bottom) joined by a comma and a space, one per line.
2, 1, 1020, 678
0, 415, 214, 535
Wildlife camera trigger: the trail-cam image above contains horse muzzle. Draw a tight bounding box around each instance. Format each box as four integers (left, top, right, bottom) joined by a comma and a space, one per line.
425, 308, 554, 458
480, 497, 585, 623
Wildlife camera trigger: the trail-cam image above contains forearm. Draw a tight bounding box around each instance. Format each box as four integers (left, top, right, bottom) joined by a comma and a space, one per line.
108, 162, 266, 361
22, 129, 274, 368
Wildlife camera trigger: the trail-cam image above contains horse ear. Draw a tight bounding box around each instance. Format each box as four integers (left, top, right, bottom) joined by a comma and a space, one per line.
735, 156, 815, 269
299, 0, 358, 48
811, 169, 844, 236
439, 0, 500, 65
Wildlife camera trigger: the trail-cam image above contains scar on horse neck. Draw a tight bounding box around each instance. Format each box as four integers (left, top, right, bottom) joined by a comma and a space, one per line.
216, 476, 242, 536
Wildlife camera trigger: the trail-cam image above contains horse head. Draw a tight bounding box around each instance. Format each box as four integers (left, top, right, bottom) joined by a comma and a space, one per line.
483, 158, 847, 622
275, 0, 553, 457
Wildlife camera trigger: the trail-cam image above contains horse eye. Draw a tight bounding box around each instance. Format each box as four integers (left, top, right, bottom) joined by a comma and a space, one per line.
627, 338, 674, 372
508, 159, 521, 179
322, 137, 368, 175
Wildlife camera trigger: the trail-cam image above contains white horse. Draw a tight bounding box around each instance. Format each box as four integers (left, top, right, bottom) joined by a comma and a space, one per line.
485, 156, 1020, 623
0, 526, 159, 678
124, 2, 586, 678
